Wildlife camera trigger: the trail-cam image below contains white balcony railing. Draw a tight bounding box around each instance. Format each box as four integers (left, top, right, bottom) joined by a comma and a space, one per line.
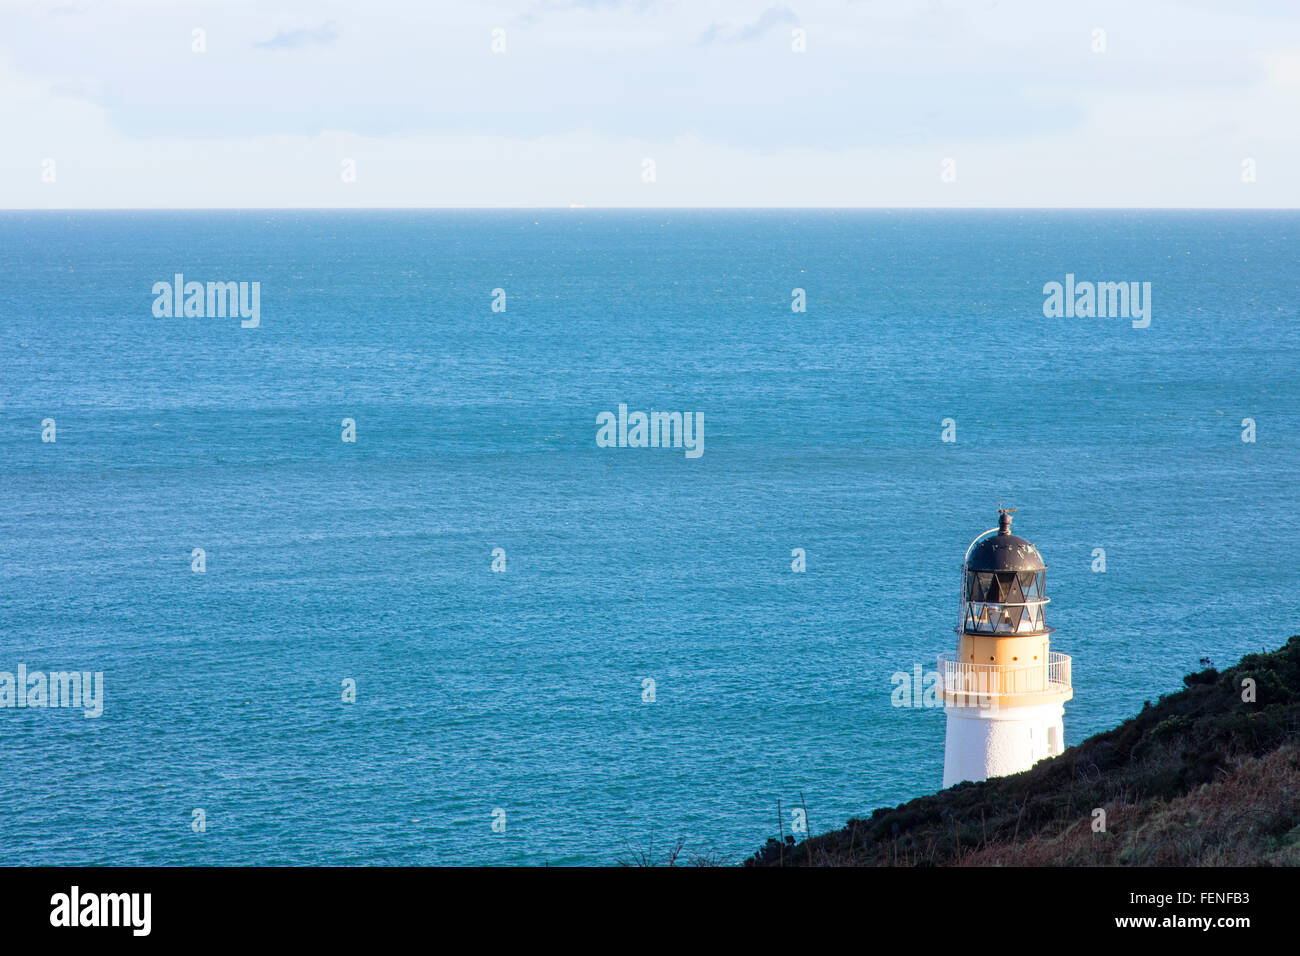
937, 652, 1072, 699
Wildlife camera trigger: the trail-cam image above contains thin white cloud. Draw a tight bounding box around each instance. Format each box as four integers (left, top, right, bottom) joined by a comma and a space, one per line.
698, 5, 798, 45
253, 22, 340, 51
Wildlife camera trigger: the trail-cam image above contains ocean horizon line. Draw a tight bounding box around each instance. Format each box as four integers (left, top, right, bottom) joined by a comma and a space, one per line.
3, 205, 1299, 213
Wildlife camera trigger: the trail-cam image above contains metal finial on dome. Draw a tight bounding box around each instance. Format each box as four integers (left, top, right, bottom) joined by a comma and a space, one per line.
997, 506, 1016, 535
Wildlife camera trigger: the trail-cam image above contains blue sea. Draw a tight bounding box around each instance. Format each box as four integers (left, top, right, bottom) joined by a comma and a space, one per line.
1, 210, 1297, 865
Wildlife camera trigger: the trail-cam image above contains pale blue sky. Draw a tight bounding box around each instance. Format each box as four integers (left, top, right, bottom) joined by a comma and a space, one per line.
2, 0, 1298, 206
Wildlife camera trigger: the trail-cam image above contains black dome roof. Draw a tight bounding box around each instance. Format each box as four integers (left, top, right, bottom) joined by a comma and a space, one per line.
965, 511, 1046, 572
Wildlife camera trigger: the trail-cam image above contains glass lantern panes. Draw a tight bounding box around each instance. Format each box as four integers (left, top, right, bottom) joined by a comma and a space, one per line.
961, 567, 1048, 634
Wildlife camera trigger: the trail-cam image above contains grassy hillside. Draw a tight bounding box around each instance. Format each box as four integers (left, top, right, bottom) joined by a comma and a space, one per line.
748, 636, 1300, 866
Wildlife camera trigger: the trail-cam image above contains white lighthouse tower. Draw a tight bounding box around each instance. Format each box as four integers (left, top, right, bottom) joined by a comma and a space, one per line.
940, 509, 1072, 788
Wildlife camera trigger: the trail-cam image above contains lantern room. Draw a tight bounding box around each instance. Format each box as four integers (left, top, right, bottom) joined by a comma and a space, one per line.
959, 508, 1051, 637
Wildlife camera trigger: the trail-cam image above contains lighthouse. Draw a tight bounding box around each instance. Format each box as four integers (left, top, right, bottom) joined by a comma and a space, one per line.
940, 509, 1072, 788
